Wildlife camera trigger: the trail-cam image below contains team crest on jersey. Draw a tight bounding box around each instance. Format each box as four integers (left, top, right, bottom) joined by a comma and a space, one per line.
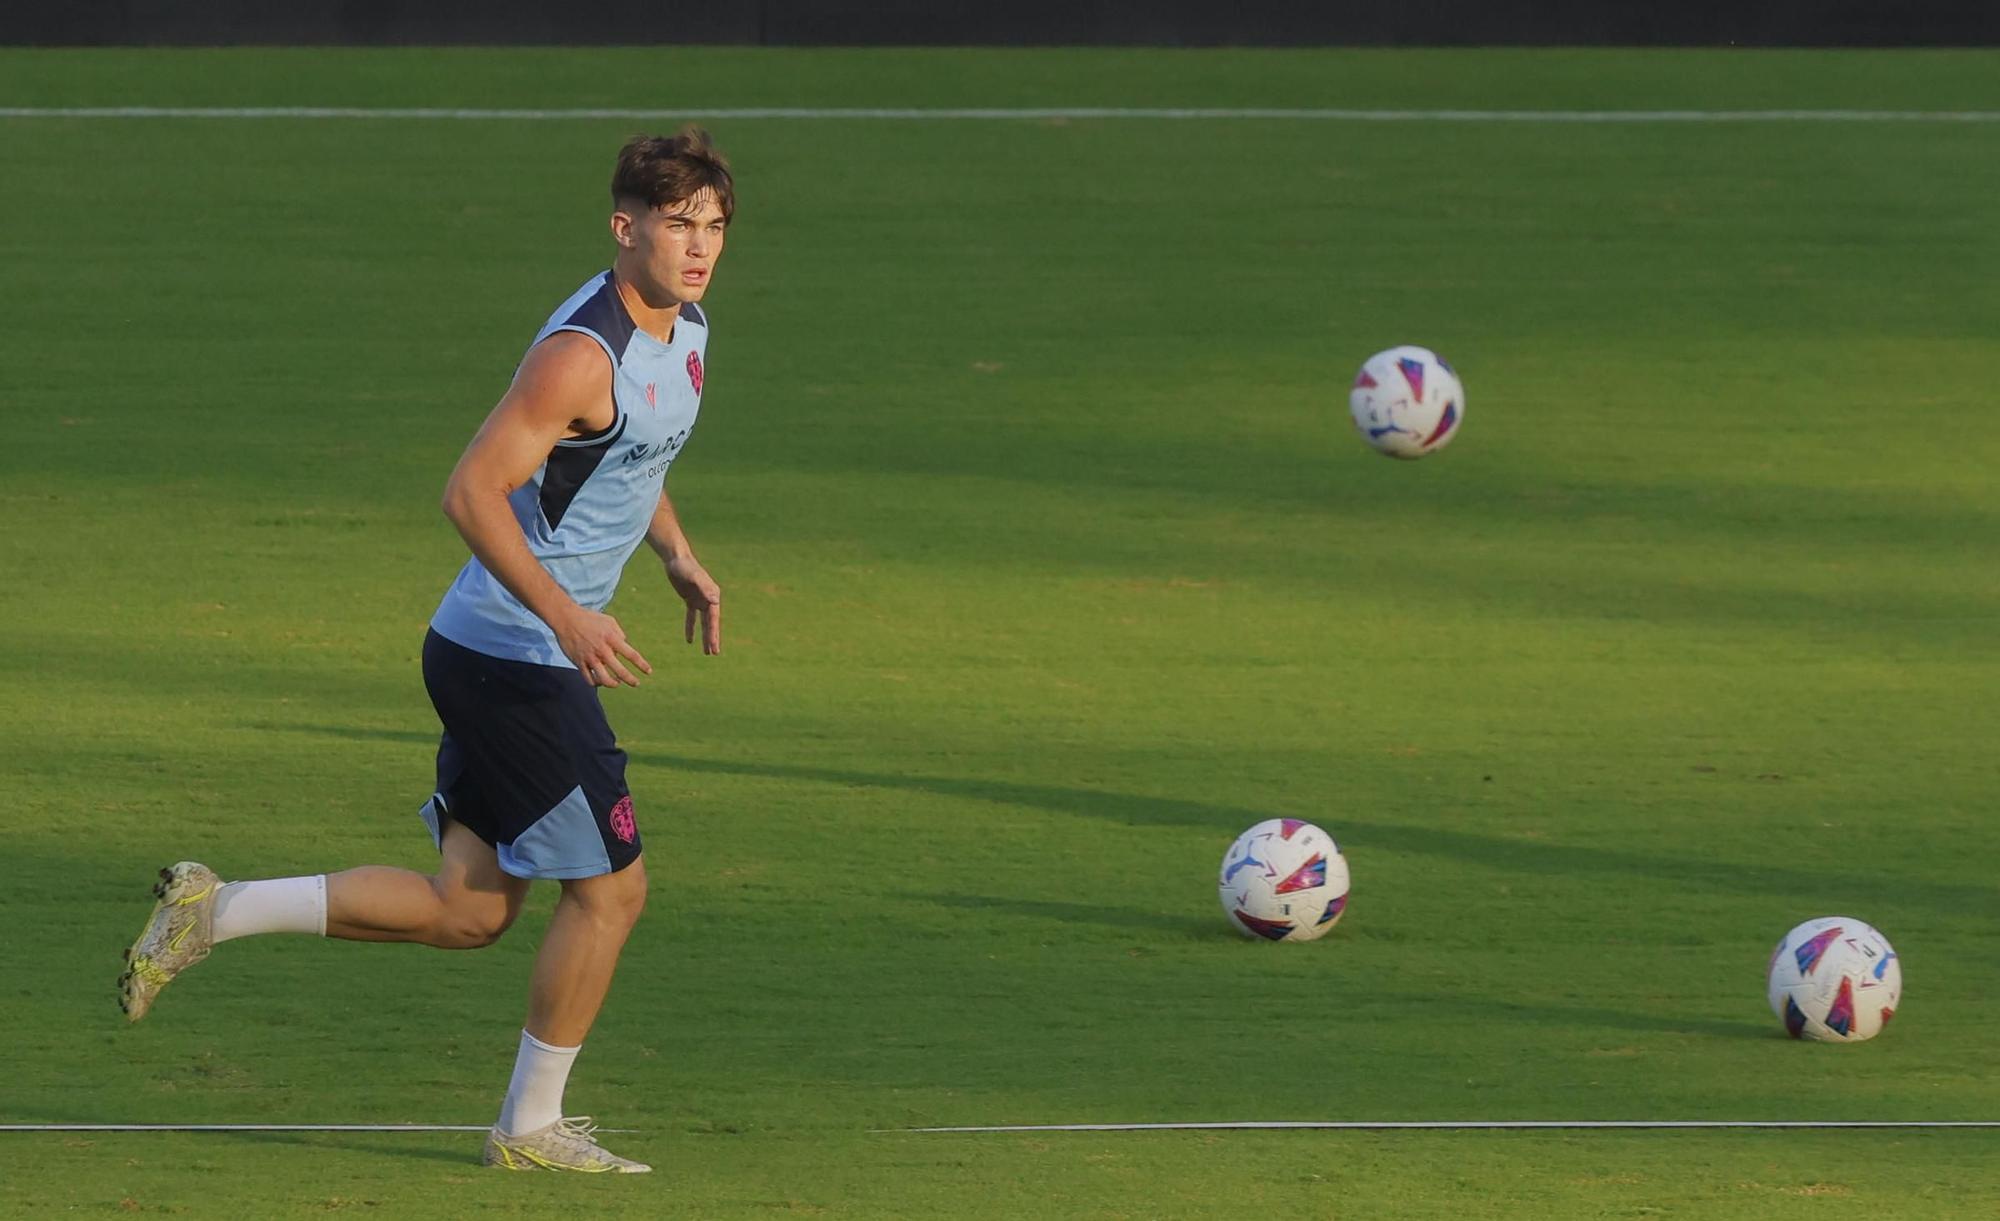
644, 382, 657, 410
686, 351, 704, 393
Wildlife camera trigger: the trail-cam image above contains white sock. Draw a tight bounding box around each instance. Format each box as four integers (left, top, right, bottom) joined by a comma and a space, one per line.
211, 876, 328, 942
496, 1030, 580, 1138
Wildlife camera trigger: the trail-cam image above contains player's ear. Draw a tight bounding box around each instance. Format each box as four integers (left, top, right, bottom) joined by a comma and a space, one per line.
609, 209, 637, 250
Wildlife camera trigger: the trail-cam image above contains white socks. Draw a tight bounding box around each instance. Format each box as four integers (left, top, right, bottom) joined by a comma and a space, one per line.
211, 876, 328, 942
497, 1030, 581, 1138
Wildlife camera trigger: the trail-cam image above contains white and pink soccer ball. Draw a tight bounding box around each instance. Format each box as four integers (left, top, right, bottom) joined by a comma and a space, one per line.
1218, 819, 1350, 942
1348, 345, 1464, 459
1766, 916, 1902, 1043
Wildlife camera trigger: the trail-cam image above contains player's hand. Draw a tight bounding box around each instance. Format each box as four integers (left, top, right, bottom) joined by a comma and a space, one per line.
665, 554, 722, 655
554, 607, 653, 687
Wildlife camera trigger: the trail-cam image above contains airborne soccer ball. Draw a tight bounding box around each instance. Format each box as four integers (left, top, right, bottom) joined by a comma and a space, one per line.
1766, 916, 1902, 1042
1348, 345, 1465, 459
1218, 819, 1350, 942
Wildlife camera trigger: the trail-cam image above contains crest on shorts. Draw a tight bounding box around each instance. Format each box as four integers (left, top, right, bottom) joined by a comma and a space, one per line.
609, 795, 638, 844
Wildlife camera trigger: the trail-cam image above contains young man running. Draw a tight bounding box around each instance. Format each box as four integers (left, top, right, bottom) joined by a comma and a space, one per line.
118, 128, 733, 1174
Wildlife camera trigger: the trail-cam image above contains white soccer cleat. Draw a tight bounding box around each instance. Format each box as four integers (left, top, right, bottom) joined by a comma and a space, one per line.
119, 861, 222, 1023
483, 1117, 652, 1173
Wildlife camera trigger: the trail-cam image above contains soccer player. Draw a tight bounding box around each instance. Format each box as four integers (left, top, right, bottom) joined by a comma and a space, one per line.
117, 128, 733, 1174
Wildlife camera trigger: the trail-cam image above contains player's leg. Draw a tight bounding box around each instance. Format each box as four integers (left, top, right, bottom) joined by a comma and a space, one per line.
417, 629, 654, 1170
323, 819, 530, 947
483, 857, 648, 1166
525, 857, 649, 1045
484, 857, 650, 1173
118, 819, 530, 1021
482, 675, 652, 1172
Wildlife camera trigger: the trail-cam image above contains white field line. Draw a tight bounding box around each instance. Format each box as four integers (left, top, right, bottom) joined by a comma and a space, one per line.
0, 1123, 630, 1132
4, 1120, 1990, 1134
894, 1120, 2000, 1133
2, 106, 2000, 123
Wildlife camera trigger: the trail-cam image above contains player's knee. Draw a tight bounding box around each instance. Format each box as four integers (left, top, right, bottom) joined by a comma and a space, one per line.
572, 860, 647, 931
450, 907, 516, 949
605, 863, 648, 929
434, 890, 520, 949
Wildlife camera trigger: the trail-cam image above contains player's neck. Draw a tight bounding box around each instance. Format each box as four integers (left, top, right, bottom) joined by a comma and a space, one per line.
610, 269, 683, 343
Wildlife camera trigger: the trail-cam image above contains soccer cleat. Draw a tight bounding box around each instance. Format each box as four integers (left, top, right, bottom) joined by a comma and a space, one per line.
483, 1117, 652, 1173
119, 861, 222, 1023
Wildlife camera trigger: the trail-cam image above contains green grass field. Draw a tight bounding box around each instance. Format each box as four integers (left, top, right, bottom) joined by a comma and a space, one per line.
3, 46, 1998, 1218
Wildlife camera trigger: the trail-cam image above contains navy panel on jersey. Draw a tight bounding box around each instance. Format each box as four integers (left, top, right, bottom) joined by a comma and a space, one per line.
556, 274, 637, 364
538, 416, 627, 532
419, 629, 641, 879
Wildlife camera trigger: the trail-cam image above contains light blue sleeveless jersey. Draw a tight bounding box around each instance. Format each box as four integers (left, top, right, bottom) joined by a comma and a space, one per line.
430, 271, 707, 666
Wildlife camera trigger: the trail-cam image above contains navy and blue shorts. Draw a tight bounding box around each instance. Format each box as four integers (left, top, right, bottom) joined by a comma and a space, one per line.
419, 629, 642, 879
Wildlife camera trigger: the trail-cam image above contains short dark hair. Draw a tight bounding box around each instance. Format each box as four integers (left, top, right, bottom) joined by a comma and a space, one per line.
611, 126, 734, 221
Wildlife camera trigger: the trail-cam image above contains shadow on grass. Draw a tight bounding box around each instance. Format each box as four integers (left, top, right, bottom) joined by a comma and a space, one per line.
634, 751, 1993, 918
254, 724, 1997, 919
1372, 992, 1776, 1042
906, 892, 1220, 939
231, 1130, 480, 1166
896, 893, 1775, 1041
0, 1103, 482, 1168
242, 722, 435, 747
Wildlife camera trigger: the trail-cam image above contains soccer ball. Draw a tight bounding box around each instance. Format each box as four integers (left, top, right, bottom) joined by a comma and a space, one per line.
1218, 819, 1350, 942
1348, 345, 1465, 459
1765, 916, 1902, 1042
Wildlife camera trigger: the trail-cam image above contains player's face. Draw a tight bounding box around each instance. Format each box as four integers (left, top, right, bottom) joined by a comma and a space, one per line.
624, 189, 728, 305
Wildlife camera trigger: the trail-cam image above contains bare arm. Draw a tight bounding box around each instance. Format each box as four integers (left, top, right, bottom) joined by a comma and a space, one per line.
441, 332, 653, 685
646, 489, 722, 655
643, 489, 696, 565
